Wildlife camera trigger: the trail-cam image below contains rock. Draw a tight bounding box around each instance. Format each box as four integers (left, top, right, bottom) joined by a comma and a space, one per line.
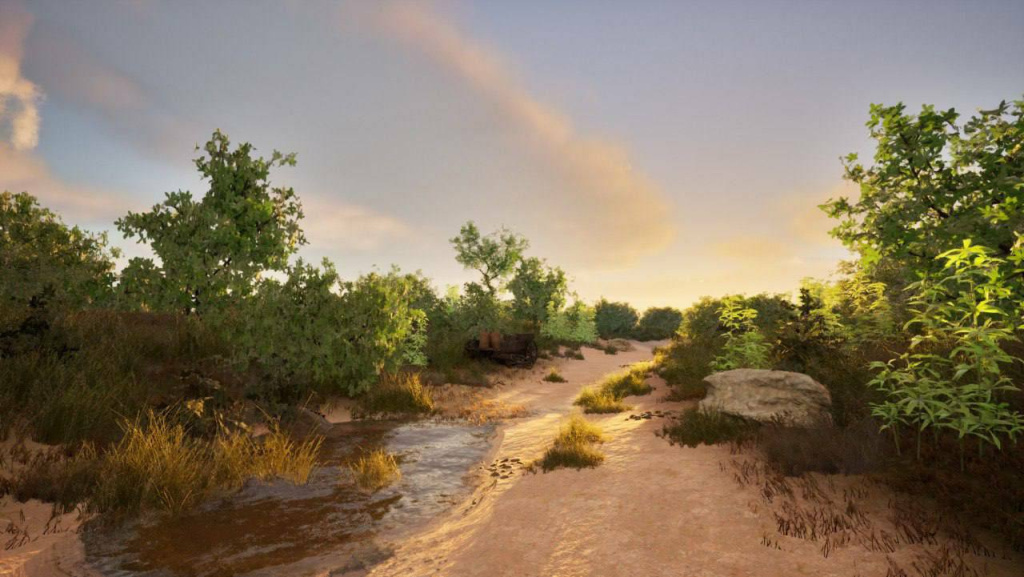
699, 369, 832, 427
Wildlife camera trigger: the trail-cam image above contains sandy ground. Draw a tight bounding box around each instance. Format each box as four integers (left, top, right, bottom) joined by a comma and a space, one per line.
368, 342, 1024, 577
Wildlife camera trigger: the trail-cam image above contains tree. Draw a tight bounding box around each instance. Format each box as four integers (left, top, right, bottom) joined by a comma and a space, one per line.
822, 99, 1024, 285
508, 257, 567, 330
116, 130, 305, 315
450, 221, 528, 296
594, 300, 639, 339
542, 300, 598, 344
634, 307, 684, 341
1, 191, 118, 311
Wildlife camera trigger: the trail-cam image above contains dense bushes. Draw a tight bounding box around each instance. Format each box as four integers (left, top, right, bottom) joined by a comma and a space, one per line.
594, 300, 639, 339
633, 306, 683, 341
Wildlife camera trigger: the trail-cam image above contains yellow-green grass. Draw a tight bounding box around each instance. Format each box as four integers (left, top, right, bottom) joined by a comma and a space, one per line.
358, 372, 435, 415
348, 448, 402, 492
573, 361, 654, 413
543, 369, 568, 383
537, 414, 606, 471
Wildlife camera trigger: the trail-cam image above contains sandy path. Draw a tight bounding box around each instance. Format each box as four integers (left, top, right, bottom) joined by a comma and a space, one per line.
369, 343, 1024, 577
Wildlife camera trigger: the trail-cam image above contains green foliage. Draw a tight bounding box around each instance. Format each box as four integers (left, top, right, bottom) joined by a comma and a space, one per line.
710, 296, 772, 371
823, 98, 1024, 288
117, 130, 305, 315
633, 306, 683, 341
594, 299, 639, 339
870, 241, 1024, 452
655, 337, 715, 401
508, 257, 567, 329
227, 261, 427, 397
541, 300, 598, 344
1, 191, 118, 311
543, 369, 567, 383
450, 221, 528, 296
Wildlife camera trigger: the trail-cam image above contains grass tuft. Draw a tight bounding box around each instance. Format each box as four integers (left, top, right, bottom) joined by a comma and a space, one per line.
359, 372, 435, 416
348, 448, 402, 492
661, 408, 758, 448
573, 362, 652, 413
542, 369, 567, 383
537, 414, 606, 471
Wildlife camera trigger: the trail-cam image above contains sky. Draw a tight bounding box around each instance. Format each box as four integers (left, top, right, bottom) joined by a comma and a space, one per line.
2, 0, 1022, 310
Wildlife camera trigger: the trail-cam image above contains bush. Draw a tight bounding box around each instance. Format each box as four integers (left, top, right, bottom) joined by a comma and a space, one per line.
710, 296, 772, 371
594, 300, 638, 339
633, 307, 683, 341
348, 448, 402, 492
537, 414, 606, 471
656, 337, 716, 401
661, 408, 758, 447
542, 301, 598, 344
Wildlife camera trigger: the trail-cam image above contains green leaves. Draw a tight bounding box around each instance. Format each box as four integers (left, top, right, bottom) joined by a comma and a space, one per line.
116, 130, 305, 315
869, 241, 1024, 450
711, 296, 772, 371
450, 221, 529, 296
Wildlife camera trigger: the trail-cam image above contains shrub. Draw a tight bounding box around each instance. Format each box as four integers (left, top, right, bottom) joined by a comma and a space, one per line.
594, 300, 638, 339
537, 414, 606, 471
710, 296, 772, 371
633, 307, 683, 341
543, 369, 567, 383
656, 338, 716, 401
661, 408, 758, 448
358, 372, 435, 416
348, 448, 402, 492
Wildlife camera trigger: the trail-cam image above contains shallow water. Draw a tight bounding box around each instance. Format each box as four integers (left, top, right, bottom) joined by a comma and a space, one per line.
86, 420, 495, 576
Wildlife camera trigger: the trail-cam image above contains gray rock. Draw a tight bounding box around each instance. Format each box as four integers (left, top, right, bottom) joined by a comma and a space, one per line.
699, 369, 832, 427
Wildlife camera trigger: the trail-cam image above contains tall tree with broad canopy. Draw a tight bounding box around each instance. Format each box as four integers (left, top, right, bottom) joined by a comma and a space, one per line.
116, 130, 305, 314
450, 221, 529, 296
822, 98, 1024, 284
508, 256, 567, 330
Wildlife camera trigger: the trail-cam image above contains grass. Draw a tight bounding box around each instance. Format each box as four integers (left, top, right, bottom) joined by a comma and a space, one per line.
348, 448, 402, 492
358, 372, 435, 416
537, 414, 606, 472
573, 361, 653, 413
542, 369, 567, 383
574, 387, 629, 413
661, 408, 758, 448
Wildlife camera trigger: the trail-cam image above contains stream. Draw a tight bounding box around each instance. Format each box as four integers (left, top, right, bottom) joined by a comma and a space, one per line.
84, 419, 496, 576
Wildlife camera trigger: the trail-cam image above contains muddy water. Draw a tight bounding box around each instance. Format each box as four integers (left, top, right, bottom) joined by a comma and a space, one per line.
85, 420, 496, 576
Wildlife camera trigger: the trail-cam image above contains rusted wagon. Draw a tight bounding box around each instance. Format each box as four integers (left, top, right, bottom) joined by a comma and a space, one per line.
465, 331, 539, 368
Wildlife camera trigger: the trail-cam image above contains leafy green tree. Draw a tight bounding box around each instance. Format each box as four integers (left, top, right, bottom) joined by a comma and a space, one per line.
542, 300, 598, 344
634, 307, 684, 341
117, 130, 305, 314
822, 99, 1024, 284
870, 241, 1024, 457
508, 257, 567, 330
1, 191, 118, 311
450, 221, 528, 296
594, 299, 639, 339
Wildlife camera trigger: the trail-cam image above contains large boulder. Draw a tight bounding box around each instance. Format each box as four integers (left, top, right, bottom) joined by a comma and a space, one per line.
699, 369, 832, 427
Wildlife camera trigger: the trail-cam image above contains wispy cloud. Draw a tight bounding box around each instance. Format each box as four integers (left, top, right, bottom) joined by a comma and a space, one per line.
0, 0, 42, 150
354, 1, 676, 267
301, 195, 415, 252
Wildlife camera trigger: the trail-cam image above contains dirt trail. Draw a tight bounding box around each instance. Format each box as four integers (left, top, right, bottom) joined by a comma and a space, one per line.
369, 342, 1024, 577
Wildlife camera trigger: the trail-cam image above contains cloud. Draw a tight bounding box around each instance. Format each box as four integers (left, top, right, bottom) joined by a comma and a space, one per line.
0, 143, 136, 222
354, 1, 675, 267
712, 235, 797, 264
0, 0, 42, 150
24, 25, 196, 161
301, 194, 415, 252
